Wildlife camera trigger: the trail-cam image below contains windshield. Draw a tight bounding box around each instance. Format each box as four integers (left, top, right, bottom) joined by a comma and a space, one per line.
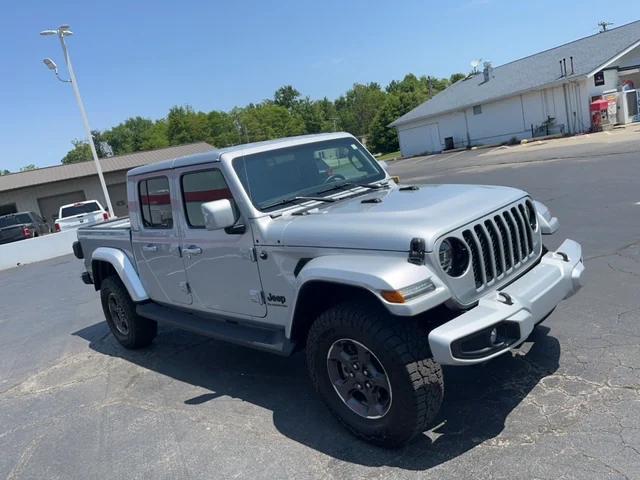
0, 213, 31, 228
233, 138, 386, 211
60, 202, 101, 218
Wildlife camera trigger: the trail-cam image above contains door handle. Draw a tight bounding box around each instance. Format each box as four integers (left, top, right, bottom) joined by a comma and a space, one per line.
182, 246, 202, 256
142, 244, 158, 252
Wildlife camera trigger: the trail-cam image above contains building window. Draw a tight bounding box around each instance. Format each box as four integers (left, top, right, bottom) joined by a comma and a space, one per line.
139, 176, 173, 229
181, 169, 233, 228
473, 105, 482, 115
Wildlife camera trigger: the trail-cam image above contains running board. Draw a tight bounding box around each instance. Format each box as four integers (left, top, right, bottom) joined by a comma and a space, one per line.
136, 302, 294, 355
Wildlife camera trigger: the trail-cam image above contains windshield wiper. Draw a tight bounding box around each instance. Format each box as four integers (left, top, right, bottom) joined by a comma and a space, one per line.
261, 196, 336, 210
315, 180, 389, 195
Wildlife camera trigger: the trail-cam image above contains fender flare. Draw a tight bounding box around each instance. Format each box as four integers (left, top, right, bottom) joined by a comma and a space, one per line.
535, 200, 559, 235
293, 254, 450, 320
92, 247, 149, 302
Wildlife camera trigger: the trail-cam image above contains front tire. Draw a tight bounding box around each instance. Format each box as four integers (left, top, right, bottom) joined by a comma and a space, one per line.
100, 276, 157, 349
306, 300, 444, 448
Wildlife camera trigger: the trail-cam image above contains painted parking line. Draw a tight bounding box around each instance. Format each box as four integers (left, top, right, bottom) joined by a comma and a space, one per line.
431, 150, 468, 163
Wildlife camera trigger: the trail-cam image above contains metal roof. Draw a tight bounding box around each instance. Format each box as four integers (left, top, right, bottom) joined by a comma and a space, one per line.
0, 142, 213, 193
128, 132, 354, 176
391, 20, 640, 127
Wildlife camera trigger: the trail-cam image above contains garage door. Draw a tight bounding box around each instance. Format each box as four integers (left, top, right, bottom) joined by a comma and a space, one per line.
0, 203, 17, 216
398, 123, 441, 157
107, 183, 128, 217
37, 191, 86, 223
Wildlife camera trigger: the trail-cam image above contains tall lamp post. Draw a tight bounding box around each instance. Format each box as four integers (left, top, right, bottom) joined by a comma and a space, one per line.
40, 25, 114, 216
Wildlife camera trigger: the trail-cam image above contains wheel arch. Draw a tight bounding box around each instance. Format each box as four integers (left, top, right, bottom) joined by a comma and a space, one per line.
91, 247, 149, 302
290, 280, 384, 350
288, 253, 448, 348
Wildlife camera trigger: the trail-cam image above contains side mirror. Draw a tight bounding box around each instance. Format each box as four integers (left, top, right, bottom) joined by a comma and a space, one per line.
201, 199, 236, 231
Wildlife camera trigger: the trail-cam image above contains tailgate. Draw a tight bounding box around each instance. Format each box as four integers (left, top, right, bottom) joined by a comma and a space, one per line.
60, 212, 104, 229
0, 226, 23, 244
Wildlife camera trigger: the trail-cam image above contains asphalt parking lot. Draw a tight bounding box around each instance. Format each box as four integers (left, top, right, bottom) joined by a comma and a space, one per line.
1, 128, 640, 479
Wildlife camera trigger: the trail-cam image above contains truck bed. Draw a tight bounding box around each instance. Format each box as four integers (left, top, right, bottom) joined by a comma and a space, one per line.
77, 217, 135, 269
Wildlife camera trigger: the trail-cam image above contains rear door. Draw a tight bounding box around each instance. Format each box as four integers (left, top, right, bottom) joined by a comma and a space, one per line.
177, 166, 266, 317
131, 174, 192, 305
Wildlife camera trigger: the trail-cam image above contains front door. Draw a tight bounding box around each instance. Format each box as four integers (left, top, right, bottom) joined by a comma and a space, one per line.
132, 174, 192, 305
177, 167, 266, 317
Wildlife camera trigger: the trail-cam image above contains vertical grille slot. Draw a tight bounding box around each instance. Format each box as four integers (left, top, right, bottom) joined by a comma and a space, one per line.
474, 225, 494, 282
518, 203, 534, 254
463, 230, 483, 288
511, 206, 528, 258
485, 220, 504, 276
503, 210, 521, 264
494, 215, 512, 270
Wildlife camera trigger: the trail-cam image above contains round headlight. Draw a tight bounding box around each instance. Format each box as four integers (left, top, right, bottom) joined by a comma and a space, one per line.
525, 200, 537, 231
439, 237, 470, 277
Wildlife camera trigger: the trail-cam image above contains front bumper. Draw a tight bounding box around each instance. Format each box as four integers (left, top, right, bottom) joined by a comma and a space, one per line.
428, 239, 584, 365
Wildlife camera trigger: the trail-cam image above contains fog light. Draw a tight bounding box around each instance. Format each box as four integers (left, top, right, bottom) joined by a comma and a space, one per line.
489, 327, 498, 345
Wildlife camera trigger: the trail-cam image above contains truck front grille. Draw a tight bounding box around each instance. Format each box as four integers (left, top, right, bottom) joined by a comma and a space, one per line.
462, 201, 536, 289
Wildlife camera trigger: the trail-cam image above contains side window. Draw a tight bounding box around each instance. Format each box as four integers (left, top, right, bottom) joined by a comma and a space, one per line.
139, 176, 173, 229
181, 169, 233, 228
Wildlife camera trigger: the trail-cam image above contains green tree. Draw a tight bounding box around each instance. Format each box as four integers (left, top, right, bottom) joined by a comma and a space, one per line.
449, 72, 466, 84
335, 83, 386, 138
0, 169, 11, 175
236, 103, 305, 142
292, 97, 337, 134
101, 117, 168, 155
167, 106, 209, 145
368, 95, 404, 153
206, 110, 240, 147
273, 85, 301, 110
20, 164, 37, 172
61, 140, 92, 164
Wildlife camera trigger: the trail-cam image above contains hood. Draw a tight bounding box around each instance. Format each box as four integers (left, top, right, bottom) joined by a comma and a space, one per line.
261, 184, 527, 252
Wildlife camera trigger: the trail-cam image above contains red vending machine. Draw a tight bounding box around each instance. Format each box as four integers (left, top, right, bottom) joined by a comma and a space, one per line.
590, 99, 610, 132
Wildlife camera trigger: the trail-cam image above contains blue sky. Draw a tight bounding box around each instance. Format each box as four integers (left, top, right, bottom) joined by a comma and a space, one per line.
1, 1, 637, 171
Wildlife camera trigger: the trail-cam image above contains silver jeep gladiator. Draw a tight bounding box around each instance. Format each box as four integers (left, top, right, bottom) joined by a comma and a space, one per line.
74, 132, 584, 447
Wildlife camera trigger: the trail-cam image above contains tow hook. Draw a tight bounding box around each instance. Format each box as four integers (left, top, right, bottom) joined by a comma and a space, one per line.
497, 292, 514, 305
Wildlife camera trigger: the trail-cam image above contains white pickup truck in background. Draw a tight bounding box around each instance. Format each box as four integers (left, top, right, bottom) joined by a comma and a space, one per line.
54, 200, 111, 232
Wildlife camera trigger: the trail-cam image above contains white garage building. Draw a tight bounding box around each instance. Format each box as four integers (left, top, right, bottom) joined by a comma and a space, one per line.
391, 20, 640, 157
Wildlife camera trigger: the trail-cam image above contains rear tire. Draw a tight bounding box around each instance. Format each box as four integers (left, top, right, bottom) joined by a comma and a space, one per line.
100, 276, 157, 349
306, 300, 444, 448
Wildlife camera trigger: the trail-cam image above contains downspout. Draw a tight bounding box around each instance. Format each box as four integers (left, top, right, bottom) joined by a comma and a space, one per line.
562, 82, 572, 134
572, 80, 585, 132
463, 109, 471, 147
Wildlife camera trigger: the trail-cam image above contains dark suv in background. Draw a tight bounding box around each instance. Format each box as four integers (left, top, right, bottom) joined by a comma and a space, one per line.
0, 212, 51, 244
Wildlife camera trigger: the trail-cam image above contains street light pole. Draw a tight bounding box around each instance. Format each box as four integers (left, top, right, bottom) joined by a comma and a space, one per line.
40, 25, 114, 216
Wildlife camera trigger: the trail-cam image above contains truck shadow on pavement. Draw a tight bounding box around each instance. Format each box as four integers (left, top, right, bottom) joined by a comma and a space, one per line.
74, 322, 560, 471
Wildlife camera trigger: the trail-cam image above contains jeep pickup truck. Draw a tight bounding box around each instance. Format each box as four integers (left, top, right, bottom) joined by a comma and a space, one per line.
74, 132, 584, 447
